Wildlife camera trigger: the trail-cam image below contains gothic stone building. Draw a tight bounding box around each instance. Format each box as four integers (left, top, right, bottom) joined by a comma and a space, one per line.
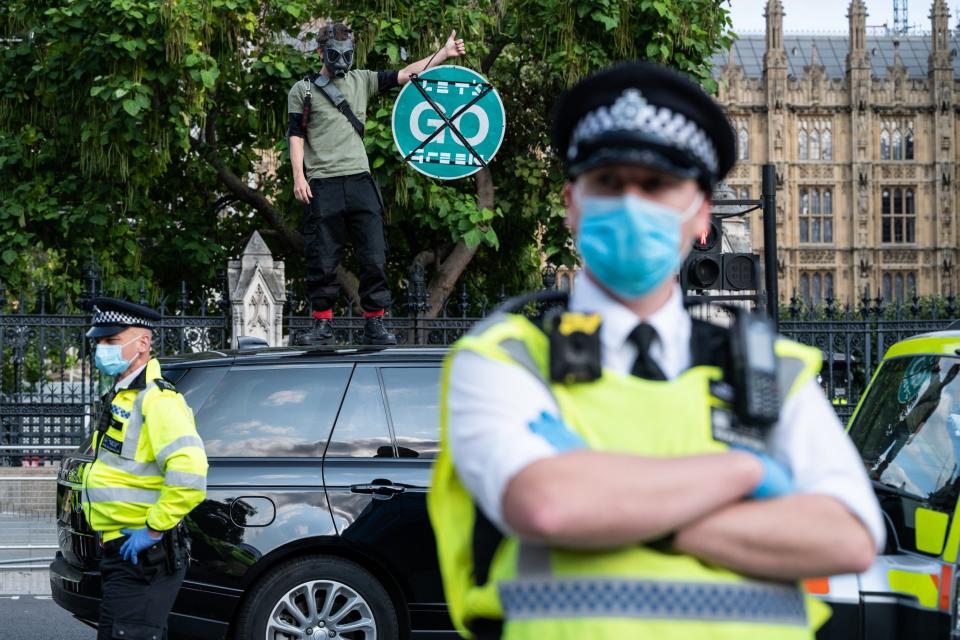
715, 0, 960, 305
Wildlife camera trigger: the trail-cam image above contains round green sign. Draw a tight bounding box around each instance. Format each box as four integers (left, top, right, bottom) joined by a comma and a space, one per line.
898, 356, 936, 404
392, 65, 506, 180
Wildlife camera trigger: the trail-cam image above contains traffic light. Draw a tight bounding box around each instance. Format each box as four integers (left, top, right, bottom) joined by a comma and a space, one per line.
681, 219, 722, 290
680, 218, 761, 292
722, 254, 760, 290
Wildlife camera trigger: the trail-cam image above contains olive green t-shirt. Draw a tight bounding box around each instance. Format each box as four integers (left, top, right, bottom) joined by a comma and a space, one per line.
288, 70, 380, 180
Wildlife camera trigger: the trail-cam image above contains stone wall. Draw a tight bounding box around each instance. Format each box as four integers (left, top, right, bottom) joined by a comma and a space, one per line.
0, 467, 57, 518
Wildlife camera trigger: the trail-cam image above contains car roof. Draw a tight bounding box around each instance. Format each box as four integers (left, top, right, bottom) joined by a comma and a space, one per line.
160, 344, 449, 369
883, 329, 960, 361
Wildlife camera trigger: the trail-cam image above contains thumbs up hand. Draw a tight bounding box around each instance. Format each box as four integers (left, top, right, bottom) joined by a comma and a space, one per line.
444, 29, 466, 58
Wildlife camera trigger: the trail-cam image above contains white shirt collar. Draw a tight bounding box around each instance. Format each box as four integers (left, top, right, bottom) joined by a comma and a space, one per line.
114, 363, 147, 391
568, 273, 690, 378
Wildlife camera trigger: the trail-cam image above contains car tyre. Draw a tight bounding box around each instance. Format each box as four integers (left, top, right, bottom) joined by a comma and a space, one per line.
234, 555, 399, 640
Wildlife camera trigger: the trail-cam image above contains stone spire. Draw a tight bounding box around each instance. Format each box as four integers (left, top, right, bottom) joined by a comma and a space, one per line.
764, 0, 787, 72
930, 0, 952, 69
846, 0, 869, 69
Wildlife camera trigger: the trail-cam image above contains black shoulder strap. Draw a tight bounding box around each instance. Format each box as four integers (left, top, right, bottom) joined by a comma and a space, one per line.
690, 318, 732, 371
312, 74, 365, 139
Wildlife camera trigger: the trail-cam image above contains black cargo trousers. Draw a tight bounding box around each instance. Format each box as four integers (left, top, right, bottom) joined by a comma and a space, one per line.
303, 172, 392, 313
96, 536, 187, 640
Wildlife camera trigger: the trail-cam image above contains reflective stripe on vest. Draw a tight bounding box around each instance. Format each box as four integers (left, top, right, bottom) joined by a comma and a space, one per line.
506, 540, 808, 626
498, 577, 808, 625
120, 381, 155, 459
156, 435, 205, 468
164, 469, 207, 491
96, 450, 161, 478
86, 487, 161, 504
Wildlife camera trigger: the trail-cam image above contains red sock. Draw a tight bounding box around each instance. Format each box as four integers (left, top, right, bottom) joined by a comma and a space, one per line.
312, 310, 333, 320
363, 309, 385, 319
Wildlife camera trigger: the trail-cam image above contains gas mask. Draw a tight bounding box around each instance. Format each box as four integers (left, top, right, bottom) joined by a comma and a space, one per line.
320, 24, 355, 79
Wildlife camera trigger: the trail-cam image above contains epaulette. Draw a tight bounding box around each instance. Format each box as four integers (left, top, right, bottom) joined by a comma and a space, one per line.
154, 379, 177, 393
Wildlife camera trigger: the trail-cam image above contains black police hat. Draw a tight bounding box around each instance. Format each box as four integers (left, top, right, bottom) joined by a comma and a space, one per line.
85, 297, 161, 338
550, 61, 736, 189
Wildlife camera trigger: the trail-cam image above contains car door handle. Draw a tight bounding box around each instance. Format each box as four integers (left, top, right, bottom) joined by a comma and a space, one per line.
349, 483, 406, 496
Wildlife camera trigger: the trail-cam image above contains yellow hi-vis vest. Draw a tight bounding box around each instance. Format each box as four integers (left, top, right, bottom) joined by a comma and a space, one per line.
82, 358, 208, 542
428, 312, 832, 639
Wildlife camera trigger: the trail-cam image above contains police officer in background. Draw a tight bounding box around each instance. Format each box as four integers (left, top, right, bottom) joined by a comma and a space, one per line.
429, 62, 883, 639
288, 22, 466, 346
81, 298, 207, 640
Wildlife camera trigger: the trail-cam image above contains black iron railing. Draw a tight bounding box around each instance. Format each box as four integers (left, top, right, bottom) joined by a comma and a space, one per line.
2, 263, 959, 464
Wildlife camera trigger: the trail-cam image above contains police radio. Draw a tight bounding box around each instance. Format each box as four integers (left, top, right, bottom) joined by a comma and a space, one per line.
728, 308, 780, 427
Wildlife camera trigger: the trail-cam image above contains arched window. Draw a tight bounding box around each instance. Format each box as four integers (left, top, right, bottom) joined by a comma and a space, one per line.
892, 130, 903, 160
905, 128, 914, 160
905, 189, 915, 242
738, 126, 749, 161
825, 273, 834, 300
798, 128, 808, 160
800, 189, 810, 214
907, 273, 917, 296
801, 274, 810, 303
810, 129, 820, 160
823, 189, 832, 213
883, 274, 892, 301
880, 129, 890, 160
812, 273, 822, 304
822, 128, 832, 160
895, 274, 905, 303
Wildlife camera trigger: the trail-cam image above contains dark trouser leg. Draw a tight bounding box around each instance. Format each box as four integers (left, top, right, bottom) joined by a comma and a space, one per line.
304, 178, 348, 312
97, 548, 187, 640
344, 174, 392, 312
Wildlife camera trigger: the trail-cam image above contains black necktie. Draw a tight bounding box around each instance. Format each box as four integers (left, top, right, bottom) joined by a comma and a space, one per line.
627, 323, 667, 381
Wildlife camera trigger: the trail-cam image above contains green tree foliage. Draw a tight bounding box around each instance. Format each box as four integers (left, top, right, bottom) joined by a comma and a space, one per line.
0, 0, 733, 313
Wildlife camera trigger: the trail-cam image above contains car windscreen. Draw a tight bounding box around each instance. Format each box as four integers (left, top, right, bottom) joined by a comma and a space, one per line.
849, 355, 960, 510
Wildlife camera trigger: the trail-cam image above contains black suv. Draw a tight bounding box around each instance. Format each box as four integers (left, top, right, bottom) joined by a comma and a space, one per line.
51, 345, 455, 640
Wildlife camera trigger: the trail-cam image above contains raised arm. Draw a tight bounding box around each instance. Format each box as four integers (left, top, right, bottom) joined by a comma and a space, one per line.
398, 30, 465, 85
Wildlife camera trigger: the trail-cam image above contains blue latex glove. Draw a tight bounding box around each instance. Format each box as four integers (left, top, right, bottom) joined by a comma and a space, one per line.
118, 527, 163, 565
731, 445, 794, 499
528, 411, 587, 453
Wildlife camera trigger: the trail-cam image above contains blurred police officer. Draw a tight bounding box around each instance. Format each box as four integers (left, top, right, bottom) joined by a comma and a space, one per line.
81, 297, 207, 640
429, 62, 883, 639
288, 22, 466, 346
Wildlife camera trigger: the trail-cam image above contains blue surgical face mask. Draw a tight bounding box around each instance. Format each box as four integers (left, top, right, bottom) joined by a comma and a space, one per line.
575, 189, 703, 300
95, 337, 139, 377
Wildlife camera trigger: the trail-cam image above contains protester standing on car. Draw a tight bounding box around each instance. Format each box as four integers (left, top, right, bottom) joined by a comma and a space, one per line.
288, 22, 466, 346
428, 62, 884, 640
81, 297, 207, 640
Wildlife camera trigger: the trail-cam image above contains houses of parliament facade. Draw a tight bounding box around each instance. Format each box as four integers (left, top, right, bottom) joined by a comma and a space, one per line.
715, 0, 960, 305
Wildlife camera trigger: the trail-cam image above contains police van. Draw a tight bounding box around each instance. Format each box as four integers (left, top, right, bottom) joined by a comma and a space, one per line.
815, 328, 960, 639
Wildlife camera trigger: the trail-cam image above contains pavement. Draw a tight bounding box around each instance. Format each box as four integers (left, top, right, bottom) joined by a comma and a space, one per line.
0, 595, 95, 639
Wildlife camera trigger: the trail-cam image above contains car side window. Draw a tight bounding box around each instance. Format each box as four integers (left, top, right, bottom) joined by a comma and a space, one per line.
171, 366, 228, 413
327, 366, 394, 457
381, 367, 441, 459
195, 365, 350, 457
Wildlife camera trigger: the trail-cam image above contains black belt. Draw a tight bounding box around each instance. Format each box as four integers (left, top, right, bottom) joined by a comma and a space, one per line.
100, 536, 127, 553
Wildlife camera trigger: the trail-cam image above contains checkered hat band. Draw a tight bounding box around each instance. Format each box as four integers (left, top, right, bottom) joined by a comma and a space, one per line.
568, 88, 718, 175
498, 577, 808, 625
93, 309, 155, 328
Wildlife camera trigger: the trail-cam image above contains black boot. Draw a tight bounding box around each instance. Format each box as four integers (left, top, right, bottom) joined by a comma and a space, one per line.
296, 318, 335, 346
363, 315, 397, 345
